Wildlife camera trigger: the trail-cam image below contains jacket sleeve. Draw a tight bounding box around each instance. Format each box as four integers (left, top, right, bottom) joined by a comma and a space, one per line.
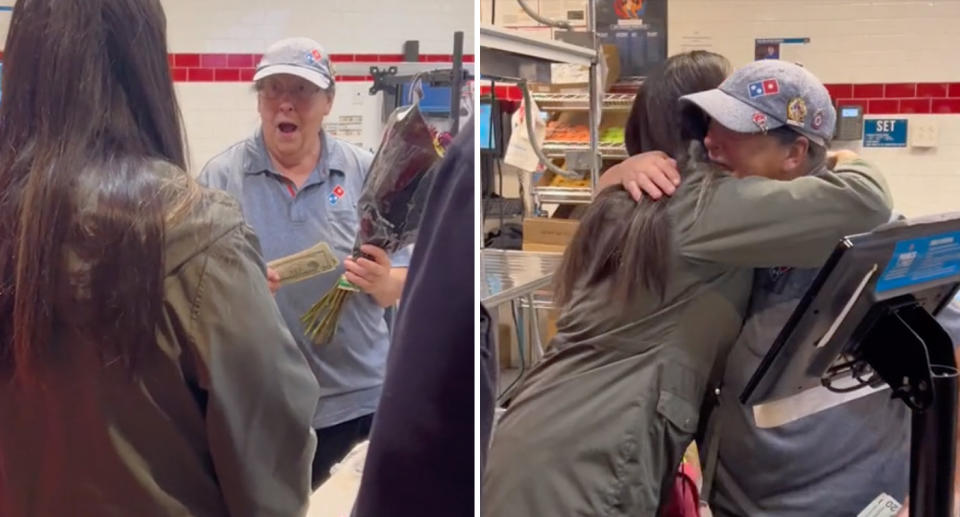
187, 222, 319, 517
681, 160, 894, 268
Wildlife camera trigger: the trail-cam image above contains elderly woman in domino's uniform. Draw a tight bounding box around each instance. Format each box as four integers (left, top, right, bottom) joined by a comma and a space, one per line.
198, 37, 411, 489
482, 57, 894, 516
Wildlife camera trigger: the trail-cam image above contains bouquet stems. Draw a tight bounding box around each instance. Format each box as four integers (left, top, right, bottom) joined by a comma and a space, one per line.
301, 276, 359, 344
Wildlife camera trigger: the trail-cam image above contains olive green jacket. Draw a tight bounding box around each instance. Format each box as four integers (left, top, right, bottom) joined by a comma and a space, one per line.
483, 153, 893, 517
0, 183, 319, 516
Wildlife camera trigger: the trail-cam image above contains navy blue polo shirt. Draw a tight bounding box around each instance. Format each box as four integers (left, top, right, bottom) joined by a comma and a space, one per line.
198, 128, 410, 428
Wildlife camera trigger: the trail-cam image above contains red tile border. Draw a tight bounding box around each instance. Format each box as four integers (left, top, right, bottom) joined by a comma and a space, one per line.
932, 98, 960, 114
335, 75, 375, 82
145, 52, 477, 83
201, 54, 228, 68
174, 53, 201, 68
481, 85, 523, 101
868, 99, 899, 114
227, 54, 254, 68
187, 68, 214, 82
853, 84, 884, 98
835, 99, 868, 113
214, 68, 241, 82
900, 98, 932, 114
885, 83, 916, 98
917, 83, 949, 97
950, 83, 960, 97
163, 53, 476, 68
824, 83, 852, 99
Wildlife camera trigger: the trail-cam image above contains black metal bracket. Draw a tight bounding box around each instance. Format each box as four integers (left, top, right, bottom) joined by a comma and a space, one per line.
368, 66, 399, 95
849, 298, 958, 516
857, 301, 943, 410
368, 67, 471, 94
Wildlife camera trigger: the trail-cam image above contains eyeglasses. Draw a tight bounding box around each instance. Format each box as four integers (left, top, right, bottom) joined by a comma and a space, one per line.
258, 80, 322, 103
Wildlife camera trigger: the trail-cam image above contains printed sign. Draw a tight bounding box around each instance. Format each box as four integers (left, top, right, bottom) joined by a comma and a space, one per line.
755, 37, 810, 61
876, 230, 960, 293
863, 119, 908, 148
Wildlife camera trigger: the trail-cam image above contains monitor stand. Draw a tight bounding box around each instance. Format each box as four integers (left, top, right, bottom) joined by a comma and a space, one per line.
851, 296, 957, 516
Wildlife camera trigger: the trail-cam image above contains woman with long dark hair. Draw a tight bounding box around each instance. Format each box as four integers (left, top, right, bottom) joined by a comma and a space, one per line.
482, 51, 893, 516
0, 1, 318, 514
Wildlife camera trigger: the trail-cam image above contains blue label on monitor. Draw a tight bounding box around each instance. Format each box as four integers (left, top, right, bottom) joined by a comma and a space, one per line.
876, 231, 960, 293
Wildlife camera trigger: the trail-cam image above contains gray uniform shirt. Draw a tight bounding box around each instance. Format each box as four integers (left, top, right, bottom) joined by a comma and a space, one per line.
199, 129, 411, 429
710, 220, 960, 516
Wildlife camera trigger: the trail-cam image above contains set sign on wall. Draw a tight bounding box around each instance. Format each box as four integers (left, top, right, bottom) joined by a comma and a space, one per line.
863, 119, 908, 148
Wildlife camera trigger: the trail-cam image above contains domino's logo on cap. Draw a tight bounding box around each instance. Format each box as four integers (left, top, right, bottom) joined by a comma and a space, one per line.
254, 37, 335, 90
748, 78, 780, 98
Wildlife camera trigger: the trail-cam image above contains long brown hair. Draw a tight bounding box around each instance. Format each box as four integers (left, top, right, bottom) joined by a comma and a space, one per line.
0, 0, 191, 383
555, 51, 729, 308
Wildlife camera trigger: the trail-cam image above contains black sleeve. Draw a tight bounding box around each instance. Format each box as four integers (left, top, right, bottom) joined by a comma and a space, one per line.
353, 119, 477, 516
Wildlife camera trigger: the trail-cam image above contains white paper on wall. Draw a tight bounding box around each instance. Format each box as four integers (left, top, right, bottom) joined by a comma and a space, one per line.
503, 98, 546, 172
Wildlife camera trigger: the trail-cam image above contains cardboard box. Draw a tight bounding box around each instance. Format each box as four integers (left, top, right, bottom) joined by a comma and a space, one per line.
538, 44, 622, 93
522, 217, 579, 252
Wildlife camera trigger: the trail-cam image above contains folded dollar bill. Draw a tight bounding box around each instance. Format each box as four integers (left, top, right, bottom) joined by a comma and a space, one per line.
858, 493, 902, 517
267, 242, 339, 287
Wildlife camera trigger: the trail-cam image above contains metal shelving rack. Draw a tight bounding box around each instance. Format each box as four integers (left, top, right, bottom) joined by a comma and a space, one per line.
479, 1, 604, 209
542, 140, 628, 159
531, 91, 634, 111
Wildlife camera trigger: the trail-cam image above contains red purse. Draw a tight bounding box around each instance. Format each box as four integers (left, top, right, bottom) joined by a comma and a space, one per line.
661, 461, 701, 517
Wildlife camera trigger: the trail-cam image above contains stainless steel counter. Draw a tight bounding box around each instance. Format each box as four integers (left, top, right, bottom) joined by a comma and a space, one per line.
480, 249, 564, 308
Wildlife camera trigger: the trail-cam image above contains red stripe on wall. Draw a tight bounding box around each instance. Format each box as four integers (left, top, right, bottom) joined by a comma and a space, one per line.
478, 82, 960, 115
159, 52, 473, 82
816, 83, 960, 115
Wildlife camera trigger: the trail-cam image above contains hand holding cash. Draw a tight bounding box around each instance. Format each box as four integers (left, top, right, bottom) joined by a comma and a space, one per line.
266, 267, 281, 294
266, 242, 340, 289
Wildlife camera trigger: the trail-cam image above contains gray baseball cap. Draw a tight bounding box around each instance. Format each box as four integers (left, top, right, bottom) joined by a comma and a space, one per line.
680, 60, 836, 146
254, 37, 335, 90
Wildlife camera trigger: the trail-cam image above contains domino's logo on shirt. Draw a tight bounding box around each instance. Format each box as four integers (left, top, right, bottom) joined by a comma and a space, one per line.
748, 78, 780, 98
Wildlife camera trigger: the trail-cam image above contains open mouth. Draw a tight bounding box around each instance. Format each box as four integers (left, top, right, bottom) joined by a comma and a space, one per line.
278, 122, 299, 134
707, 152, 730, 170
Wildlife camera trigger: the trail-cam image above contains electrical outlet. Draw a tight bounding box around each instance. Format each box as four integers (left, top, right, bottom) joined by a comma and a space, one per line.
910, 120, 939, 148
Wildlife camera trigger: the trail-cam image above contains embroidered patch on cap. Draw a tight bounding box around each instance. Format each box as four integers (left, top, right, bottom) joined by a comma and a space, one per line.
752, 111, 769, 132
306, 48, 324, 65
748, 78, 780, 98
786, 97, 808, 126
811, 109, 824, 130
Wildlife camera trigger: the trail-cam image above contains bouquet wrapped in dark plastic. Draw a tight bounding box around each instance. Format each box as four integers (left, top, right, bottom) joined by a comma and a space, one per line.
302, 103, 444, 343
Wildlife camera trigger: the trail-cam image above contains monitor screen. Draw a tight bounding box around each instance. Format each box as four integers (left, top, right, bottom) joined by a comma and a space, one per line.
842, 107, 861, 118
479, 102, 495, 150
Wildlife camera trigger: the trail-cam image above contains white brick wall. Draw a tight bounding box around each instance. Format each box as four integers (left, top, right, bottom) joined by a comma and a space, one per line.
670, 0, 960, 217
162, 0, 474, 56
668, 0, 960, 82
0, 1, 471, 173
158, 0, 473, 172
